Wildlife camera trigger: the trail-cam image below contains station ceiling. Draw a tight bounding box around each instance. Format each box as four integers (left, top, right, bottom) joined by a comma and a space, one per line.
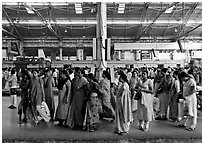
2, 2, 202, 56
2, 2, 202, 41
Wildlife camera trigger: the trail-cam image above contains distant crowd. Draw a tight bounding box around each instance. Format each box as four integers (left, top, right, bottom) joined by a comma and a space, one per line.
2, 62, 202, 134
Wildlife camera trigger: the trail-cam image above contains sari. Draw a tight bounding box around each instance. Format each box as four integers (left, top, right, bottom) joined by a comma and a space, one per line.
114, 82, 132, 134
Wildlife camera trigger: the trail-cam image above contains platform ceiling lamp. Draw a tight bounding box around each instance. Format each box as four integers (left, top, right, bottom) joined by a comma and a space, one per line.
75, 3, 82, 14
118, 4, 125, 13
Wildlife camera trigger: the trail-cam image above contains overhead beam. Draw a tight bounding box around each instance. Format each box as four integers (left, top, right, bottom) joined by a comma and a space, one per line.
23, 3, 62, 41
174, 24, 201, 41
2, 7, 23, 41
172, 2, 199, 41
135, 2, 179, 41
135, 2, 149, 37
48, 3, 62, 41
2, 28, 20, 39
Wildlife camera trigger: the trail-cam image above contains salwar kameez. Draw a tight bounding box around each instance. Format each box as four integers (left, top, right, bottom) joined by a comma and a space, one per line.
137, 79, 154, 130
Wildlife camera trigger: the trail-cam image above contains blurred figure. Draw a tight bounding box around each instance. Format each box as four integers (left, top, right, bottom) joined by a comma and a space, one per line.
55, 70, 72, 126
99, 70, 115, 120
18, 70, 31, 124
137, 70, 154, 132
27, 70, 46, 124
8, 68, 18, 109
114, 72, 132, 135
177, 71, 197, 131
43, 68, 55, 121
66, 67, 89, 129
83, 73, 101, 132
155, 68, 172, 120
169, 70, 180, 122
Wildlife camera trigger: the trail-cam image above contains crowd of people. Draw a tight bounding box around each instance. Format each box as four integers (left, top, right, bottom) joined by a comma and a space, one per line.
2, 63, 201, 135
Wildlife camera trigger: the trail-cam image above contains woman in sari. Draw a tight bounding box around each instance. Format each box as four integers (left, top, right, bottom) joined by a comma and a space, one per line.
114, 72, 132, 135
137, 70, 154, 132
55, 70, 72, 126
83, 73, 101, 132
169, 70, 180, 122
43, 68, 55, 121
66, 67, 89, 129
28, 70, 47, 124
99, 70, 115, 120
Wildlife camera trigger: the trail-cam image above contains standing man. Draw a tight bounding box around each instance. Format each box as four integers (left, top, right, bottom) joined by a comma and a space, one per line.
8, 68, 18, 109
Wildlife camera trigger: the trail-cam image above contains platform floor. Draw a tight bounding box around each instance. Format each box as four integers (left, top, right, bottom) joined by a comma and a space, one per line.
2, 96, 202, 143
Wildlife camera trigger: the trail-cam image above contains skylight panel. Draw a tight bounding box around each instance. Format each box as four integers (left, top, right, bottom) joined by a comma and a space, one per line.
118, 4, 125, 14
75, 3, 82, 14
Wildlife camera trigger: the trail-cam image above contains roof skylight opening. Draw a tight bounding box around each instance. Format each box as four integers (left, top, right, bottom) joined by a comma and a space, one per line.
75, 4, 82, 14
165, 6, 174, 13
25, 7, 35, 14
118, 4, 125, 14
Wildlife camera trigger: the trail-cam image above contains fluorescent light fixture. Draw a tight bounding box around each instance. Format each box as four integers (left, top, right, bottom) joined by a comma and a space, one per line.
75, 3, 82, 14
25, 7, 35, 14
118, 4, 125, 14
165, 6, 174, 13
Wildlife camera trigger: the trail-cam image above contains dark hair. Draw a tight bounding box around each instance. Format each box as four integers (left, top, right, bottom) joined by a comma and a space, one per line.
142, 70, 148, 76
11, 68, 16, 74
179, 71, 190, 78
103, 70, 111, 80
119, 72, 128, 83
75, 67, 81, 73
161, 68, 168, 73
61, 70, 70, 80
173, 70, 179, 76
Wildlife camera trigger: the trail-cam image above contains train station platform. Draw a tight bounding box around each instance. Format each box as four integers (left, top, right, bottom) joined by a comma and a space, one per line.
2, 96, 202, 143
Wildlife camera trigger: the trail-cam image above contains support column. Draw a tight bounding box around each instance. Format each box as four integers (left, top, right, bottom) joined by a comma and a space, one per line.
106, 38, 111, 61
19, 41, 24, 56
59, 41, 63, 60
59, 48, 63, 60
96, 2, 107, 80
51, 51, 56, 61
93, 38, 97, 60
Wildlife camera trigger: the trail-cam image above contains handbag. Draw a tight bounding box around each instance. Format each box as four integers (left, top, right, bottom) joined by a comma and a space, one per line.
134, 91, 142, 100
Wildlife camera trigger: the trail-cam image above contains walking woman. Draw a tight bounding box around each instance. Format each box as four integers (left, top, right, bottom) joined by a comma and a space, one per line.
43, 68, 55, 121
55, 70, 72, 126
83, 73, 101, 132
8, 68, 18, 109
66, 67, 89, 129
28, 70, 47, 124
114, 72, 132, 135
169, 70, 180, 122
99, 70, 115, 120
155, 68, 171, 120
137, 70, 154, 132
177, 71, 197, 131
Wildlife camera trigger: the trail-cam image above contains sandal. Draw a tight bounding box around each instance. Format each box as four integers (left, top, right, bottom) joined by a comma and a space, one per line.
186, 128, 195, 131
177, 124, 186, 128
143, 128, 149, 132
138, 126, 143, 130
